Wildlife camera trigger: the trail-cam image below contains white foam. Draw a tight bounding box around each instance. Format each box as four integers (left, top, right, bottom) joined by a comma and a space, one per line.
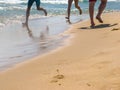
0, 7, 3, 10
41, 0, 120, 4
41, 0, 67, 4
0, 0, 67, 4
0, 23, 5, 27
0, 0, 26, 4
0, 0, 119, 4
108, 0, 120, 1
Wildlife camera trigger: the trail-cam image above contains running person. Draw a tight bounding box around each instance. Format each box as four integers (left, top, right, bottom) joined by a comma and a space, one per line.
89, 0, 107, 27
24, 0, 47, 26
66, 0, 82, 23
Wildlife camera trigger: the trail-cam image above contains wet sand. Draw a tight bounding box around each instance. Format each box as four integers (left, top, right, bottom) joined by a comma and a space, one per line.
0, 15, 86, 71
0, 12, 120, 90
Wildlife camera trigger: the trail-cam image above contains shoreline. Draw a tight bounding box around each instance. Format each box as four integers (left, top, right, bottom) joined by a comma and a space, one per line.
0, 14, 88, 72
0, 22, 74, 73
0, 15, 80, 72
0, 12, 120, 90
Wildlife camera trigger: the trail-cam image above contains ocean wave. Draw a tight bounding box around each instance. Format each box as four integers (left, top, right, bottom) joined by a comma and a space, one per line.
0, 0, 26, 4
108, 0, 120, 1
41, 0, 120, 3
0, 0, 78, 4
108, 0, 120, 2
41, 0, 68, 4
0, 0, 119, 5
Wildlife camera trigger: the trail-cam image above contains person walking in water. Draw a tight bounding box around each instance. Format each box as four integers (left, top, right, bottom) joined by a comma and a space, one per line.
89, 0, 107, 28
24, 0, 47, 26
66, 0, 82, 23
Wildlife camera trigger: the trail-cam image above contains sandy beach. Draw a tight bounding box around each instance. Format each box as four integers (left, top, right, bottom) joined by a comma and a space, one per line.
0, 12, 120, 90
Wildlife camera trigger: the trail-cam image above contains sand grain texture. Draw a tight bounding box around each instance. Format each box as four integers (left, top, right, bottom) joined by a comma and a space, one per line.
0, 12, 120, 90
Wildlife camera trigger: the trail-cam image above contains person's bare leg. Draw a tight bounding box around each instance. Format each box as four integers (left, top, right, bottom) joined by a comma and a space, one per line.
74, 0, 82, 15
89, 1, 95, 27
37, 6, 47, 16
96, 0, 107, 23
23, 7, 31, 27
66, 0, 73, 20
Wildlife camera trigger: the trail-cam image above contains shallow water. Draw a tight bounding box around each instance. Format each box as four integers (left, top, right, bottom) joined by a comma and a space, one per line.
0, 15, 89, 71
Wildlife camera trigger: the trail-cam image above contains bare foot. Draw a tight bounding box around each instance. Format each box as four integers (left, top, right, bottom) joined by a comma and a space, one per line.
66, 19, 72, 24
90, 23, 95, 28
96, 16, 103, 23
65, 17, 72, 24
65, 17, 69, 20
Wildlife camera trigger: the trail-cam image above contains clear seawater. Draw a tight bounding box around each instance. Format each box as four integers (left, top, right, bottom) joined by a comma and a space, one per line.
0, 0, 120, 71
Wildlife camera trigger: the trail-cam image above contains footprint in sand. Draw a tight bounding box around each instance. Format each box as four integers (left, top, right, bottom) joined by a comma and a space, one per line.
86, 83, 91, 87
50, 69, 64, 84
53, 74, 64, 79
51, 79, 58, 83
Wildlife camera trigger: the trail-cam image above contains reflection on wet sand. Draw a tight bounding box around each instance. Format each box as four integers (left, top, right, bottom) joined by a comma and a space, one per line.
26, 24, 50, 49
0, 16, 71, 71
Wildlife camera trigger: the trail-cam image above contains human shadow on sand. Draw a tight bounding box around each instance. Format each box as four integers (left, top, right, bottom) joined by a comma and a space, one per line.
79, 23, 118, 30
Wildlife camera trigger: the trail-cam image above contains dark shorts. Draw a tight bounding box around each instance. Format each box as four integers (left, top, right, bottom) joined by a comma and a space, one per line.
89, 0, 97, 2
28, 0, 41, 7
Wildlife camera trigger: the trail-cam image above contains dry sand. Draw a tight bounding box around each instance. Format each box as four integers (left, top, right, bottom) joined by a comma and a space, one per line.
0, 12, 120, 90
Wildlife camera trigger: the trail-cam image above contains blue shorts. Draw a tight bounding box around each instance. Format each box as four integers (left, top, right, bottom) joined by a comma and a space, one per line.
28, 0, 41, 7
